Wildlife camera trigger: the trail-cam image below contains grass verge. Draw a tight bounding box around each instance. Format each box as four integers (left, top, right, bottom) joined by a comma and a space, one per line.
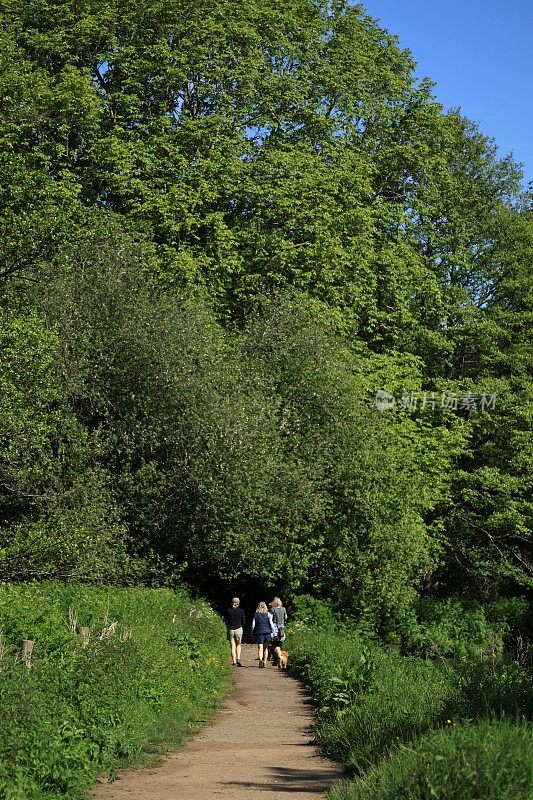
0, 582, 231, 799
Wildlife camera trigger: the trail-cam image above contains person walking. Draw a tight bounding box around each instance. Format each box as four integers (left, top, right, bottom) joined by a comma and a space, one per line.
251, 601, 277, 668
269, 597, 287, 665
225, 597, 245, 666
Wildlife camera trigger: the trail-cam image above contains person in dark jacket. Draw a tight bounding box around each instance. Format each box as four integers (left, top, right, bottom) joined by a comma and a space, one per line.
269, 596, 287, 665
225, 597, 245, 666
251, 601, 276, 668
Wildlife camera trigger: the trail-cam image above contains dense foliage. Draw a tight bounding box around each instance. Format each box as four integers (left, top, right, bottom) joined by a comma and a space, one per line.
288, 618, 532, 800
0, 0, 531, 632
0, 582, 230, 799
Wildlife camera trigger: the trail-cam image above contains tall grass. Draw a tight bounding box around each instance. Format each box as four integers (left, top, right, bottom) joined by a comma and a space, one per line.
0, 582, 231, 799
330, 719, 533, 800
289, 628, 460, 773
289, 624, 532, 799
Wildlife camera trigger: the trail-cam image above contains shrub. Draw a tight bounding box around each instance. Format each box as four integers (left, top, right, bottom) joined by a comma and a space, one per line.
290, 594, 339, 630
329, 719, 533, 800
289, 628, 375, 711
317, 651, 459, 773
408, 596, 530, 659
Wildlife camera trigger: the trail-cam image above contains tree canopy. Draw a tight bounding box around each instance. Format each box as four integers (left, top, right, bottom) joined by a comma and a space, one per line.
0, 0, 531, 634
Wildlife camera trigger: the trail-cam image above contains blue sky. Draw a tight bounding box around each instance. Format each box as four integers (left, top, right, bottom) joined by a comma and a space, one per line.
360, 0, 532, 188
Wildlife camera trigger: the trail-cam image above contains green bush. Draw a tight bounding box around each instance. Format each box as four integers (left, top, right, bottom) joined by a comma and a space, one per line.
329, 719, 533, 800
290, 594, 339, 630
318, 653, 459, 773
408, 596, 530, 659
289, 628, 375, 710
0, 582, 230, 800
292, 622, 532, 787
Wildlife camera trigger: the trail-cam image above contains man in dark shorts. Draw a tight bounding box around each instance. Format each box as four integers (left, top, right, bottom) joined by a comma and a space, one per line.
225, 597, 245, 666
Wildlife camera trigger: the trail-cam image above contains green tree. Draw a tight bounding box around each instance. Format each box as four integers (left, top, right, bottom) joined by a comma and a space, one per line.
0, 0, 530, 621
38, 223, 319, 595
243, 293, 464, 632
433, 208, 533, 596
0, 309, 126, 580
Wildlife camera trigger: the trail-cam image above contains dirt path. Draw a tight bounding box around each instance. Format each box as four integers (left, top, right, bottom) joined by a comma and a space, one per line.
91, 643, 345, 800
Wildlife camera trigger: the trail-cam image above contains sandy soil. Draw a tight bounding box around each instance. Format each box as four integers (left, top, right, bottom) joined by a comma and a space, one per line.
90, 643, 345, 800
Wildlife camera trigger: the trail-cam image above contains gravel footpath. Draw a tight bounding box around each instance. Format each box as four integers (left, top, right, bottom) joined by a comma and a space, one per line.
90, 643, 345, 800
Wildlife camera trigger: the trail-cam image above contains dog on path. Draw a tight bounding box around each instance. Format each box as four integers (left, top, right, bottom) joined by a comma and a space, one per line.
274, 646, 289, 670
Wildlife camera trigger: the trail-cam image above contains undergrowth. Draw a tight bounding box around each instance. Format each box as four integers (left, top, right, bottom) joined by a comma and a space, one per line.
0, 582, 231, 800
329, 719, 533, 800
288, 622, 532, 800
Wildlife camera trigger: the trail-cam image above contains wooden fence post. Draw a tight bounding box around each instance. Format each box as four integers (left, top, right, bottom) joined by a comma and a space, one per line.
21, 639, 33, 668
78, 626, 90, 646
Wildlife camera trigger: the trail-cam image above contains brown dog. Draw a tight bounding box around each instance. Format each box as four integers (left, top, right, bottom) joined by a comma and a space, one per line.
274, 646, 289, 670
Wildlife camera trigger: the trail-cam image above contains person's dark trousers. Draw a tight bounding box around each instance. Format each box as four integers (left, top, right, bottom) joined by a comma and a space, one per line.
270, 637, 281, 664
